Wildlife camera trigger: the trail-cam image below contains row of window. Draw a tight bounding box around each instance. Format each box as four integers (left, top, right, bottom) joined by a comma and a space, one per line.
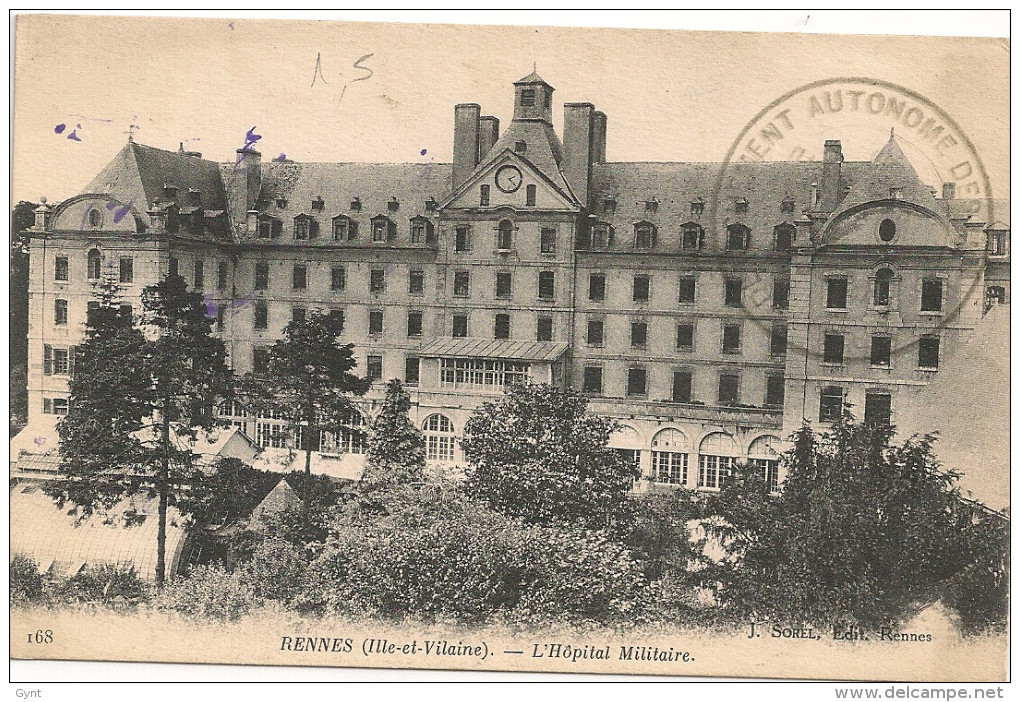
453, 222, 558, 253
477, 184, 540, 207
587, 319, 788, 356
818, 387, 892, 427
600, 196, 795, 218
68, 252, 136, 283
582, 364, 786, 408
583, 273, 790, 309
579, 221, 797, 252
254, 213, 437, 244
825, 272, 945, 312
820, 332, 940, 370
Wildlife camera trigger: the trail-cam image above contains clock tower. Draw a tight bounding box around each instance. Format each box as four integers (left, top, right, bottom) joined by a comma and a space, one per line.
513, 71, 554, 124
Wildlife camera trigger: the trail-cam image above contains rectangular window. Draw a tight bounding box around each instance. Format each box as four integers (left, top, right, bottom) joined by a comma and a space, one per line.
718, 373, 739, 404
537, 316, 553, 342
193, 259, 204, 289
771, 323, 788, 356
588, 273, 606, 302
369, 310, 384, 335
494, 313, 511, 339
773, 277, 790, 310
921, 279, 944, 312
635, 224, 655, 250
497, 224, 513, 251
633, 275, 650, 302
627, 367, 647, 397
52, 347, 70, 376
405, 356, 420, 385
526, 185, 537, 207
50, 398, 69, 415
331, 266, 346, 291
55, 256, 69, 281
370, 269, 386, 293
217, 261, 229, 290
765, 375, 785, 408
292, 306, 306, 323
672, 371, 693, 403
119, 257, 134, 284
255, 262, 269, 291
254, 301, 268, 330
253, 347, 270, 371
678, 277, 696, 304
676, 323, 694, 351
653, 451, 688, 486
407, 310, 423, 337
292, 264, 307, 290
496, 271, 513, 299
631, 321, 648, 348
864, 392, 892, 427
918, 336, 940, 369
54, 299, 68, 326
452, 314, 468, 338
826, 277, 848, 309
455, 226, 471, 252
367, 355, 383, 381
480, 185, 490, 206
823, 333, 845, 364
587, 319, 604, 346
819, 386, 844, 421
540, 228, 556, 253
538, 271, 555, 300
722, 324, 741, 354
454, 271, 470, 297
583, 365, 603, 394
440, 358, 531, 390
409, 269, 425, 294
725, 279, 742, 307
169, 258, 179, 278
371, 219, 387, 242
216, 306, 224, 332
871, 335, 892, 366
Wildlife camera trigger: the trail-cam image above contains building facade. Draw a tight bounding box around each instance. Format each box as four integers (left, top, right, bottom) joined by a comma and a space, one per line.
25, 72, 1009, 489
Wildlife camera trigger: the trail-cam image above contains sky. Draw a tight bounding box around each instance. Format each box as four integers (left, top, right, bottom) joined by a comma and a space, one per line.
11, 12, 1010, 207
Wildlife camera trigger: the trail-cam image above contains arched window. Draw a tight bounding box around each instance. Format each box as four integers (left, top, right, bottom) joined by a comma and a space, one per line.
726, 223, 751, 250
774, 223, 795, 251
497, 219, 514, 251
88, 208, 102, 229
651, 428, 689, 486
87, 249, 102, 279
879, 219, 896, 242
748, 435, 781, 493
874, 268, 894, 306
986, 285, 1006, 309
698, 432, 737, 489
423, 414, 456, 462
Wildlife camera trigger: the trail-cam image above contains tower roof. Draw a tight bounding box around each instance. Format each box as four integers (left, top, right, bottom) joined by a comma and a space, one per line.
515, 70, 552, 88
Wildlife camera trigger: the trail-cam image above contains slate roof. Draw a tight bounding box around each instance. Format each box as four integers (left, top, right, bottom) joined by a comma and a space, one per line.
589, 160, 872, 252
250, 477, 303, 525
515, 70, 552, 86
421, 337, 569, 362
477, 120, 572, 200
249, 161, 452, 244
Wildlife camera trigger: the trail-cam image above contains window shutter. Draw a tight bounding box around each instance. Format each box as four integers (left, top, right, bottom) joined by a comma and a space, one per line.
309, 219, 320, 239
386, 219, 396, 241
271, 219, 283, 238
44, 344, 53, 375
607, 226, 615, 247
349, 221, 358, 240
43, 398, 52, 414
68, 346, 76, 377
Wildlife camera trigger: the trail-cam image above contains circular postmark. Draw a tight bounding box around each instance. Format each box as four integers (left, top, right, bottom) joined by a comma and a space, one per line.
711, 77, 995, 365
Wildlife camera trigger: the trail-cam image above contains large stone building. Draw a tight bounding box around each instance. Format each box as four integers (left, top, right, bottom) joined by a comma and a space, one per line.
24, 72, 1009, 490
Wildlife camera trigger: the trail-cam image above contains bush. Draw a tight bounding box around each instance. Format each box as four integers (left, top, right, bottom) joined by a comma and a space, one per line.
58, 564, 149, 605
238, 537, 310, 604
156, 563, 260, 621
10, 554, 47, 606
943, 513, 1010, 634
302, 487, 653, 625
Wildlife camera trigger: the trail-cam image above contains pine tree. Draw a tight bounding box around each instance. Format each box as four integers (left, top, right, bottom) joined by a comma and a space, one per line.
362, 379, 426, 488
54, 273, 150, 515
240, 309, 370, 479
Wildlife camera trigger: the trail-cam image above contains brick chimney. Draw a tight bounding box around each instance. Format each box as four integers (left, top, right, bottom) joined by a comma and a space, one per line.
563, 102, 595, 206
453, 103, 481, 189
592, 110, 607, 164
819, 140, 843, 212
478, 115, 500, 163
225, 148, 261, 236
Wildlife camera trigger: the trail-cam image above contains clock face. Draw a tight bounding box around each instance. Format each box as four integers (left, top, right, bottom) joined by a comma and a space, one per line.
495, 165, 523, 193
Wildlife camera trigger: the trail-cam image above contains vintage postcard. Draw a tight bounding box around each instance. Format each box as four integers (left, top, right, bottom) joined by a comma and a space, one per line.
9, 12, 1010, 684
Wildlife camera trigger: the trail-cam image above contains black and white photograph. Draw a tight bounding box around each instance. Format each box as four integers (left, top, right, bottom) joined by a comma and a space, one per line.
8, 11, 1010, 687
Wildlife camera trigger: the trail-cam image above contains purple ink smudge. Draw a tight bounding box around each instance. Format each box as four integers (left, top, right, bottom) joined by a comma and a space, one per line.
33, 436, 46, 447
113, 200, 133, 224
67, 129, 82, 142
274, 153, 287, 161
420, 148, 427, 156
204, 298, 218, 318
54, 124, 66, 134
228, 22, 235, 30
106, 201, 118, 211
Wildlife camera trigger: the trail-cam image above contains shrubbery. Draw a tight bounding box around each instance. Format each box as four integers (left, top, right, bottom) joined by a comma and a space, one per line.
10, 555, 46, 606
58, 564, 148, 605
155, 563, 259, 622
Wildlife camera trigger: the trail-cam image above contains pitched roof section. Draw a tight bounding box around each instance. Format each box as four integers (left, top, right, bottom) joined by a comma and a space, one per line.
827, 134, 942, 223
421, 337, 569, 362
515, 70, 552, 86
475, 121, 571, 199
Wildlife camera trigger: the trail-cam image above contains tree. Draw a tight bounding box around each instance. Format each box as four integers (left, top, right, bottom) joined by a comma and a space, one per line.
460, 381, 639, 534
10, 200, 37, 433
702, 414, 975, 629
239, 309, 369, 478
54, 274, 150, 514
140, 274, 233, 585
361, 379, 426, 488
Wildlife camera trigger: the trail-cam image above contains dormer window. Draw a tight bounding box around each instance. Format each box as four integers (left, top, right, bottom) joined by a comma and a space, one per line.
889, 187, 903, 199
276, 198, 288, 209
515, 140, 527, 153
425, 197, 437, 213
634, 222, 657, 250
781, 196, 796, 214
350, 197, 362, 211
410, 216, 434, 244
388, 197, 399, 212
590, 222, 614, 250
774, 223, 795, 251
735, 198, 749, 215
520, 89, 535, 107
257, 214, 282, 239
293, 214, 319, 240
682, 222, 705, 250
333, 215, 358, 241
987, 229, 1009, 256
371, 215, 396, 242
644, 198, 658, 213
690, 199, 705, 216
727, 223, 751, 250
311, 197, 325, 211
602, 197, 617, 215
88, 208, 102, 229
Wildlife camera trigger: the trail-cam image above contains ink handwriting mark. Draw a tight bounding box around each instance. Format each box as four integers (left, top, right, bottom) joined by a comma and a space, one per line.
311, 52, 329, 87
338, 53, 375, 103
